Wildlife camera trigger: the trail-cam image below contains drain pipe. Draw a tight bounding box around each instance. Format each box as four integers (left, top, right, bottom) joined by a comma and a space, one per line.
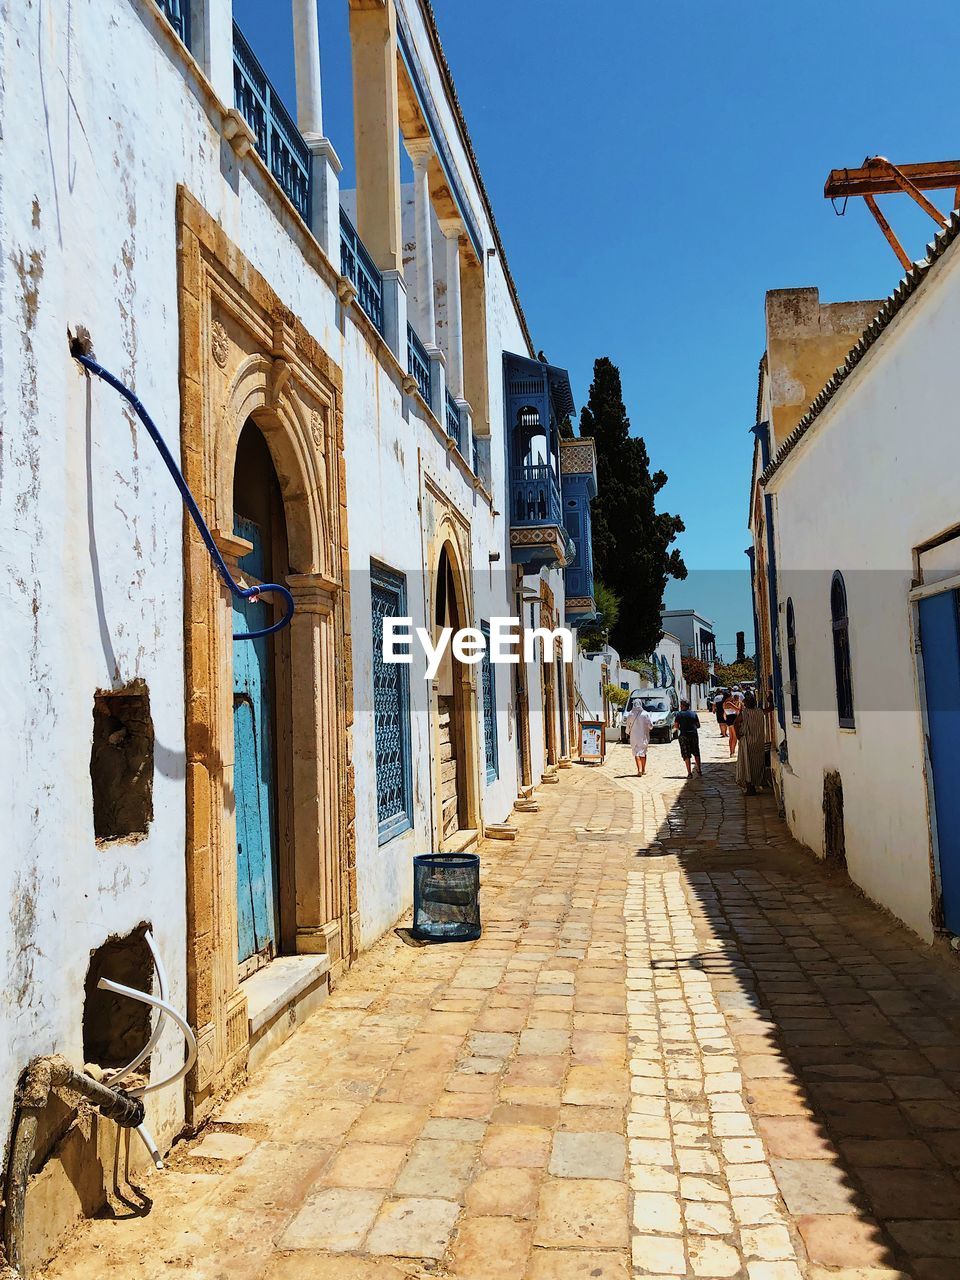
2, 1056, 146, 1277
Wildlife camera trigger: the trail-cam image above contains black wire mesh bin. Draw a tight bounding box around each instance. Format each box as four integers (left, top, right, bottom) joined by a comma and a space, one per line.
412, 853, 481, 942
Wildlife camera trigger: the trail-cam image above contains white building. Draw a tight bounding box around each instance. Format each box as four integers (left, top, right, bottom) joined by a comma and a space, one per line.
660, 609, 716, 707
0, 0, 596, 1263
754, 213, 960, 943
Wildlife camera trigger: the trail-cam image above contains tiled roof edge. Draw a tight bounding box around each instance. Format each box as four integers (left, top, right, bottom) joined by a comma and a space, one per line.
416, 0, 536, 358
760, 210, 960, 487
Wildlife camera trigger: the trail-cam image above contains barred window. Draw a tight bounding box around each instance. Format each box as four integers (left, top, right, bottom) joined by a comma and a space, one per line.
371, 564, 413, 842
831, 572, 855, 729
786, 598, 800, 724
480, 621, 498, 782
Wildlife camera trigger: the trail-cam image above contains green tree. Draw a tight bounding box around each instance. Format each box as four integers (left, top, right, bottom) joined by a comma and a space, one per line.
578, 357, 686, 656
577, 579, 620, 653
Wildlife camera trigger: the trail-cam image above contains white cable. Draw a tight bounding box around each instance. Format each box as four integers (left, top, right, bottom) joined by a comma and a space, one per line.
135, 1122, 164, 1171
104, 930, 169, 1087
97, 977, 197, 1095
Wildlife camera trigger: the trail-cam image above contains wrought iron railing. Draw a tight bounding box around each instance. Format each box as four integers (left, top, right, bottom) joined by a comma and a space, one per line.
340, 210, 384, 333
233, 24, 311, 224
510, 462, 562, 527
156, 0, 189, 44
407, 323, 431, 403
445, 390, 462, 451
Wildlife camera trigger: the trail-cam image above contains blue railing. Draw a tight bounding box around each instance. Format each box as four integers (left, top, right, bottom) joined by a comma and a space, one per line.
340, 210, 384, 334
445, 390, 462, 451
157, 0, 189, 45
233, 24, 311, 224
510, 463, 562, 527
473, 437, 481, 479
407, 323, 431, 403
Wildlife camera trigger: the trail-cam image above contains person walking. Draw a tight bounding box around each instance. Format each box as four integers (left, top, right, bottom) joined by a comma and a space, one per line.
735, 688, 768, 793
714, 687, 727, 737
674, 699, 702, 777
625, 700, 654, 776
722, 688, 740, 757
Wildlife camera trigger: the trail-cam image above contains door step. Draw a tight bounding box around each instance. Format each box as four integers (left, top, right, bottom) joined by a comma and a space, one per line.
441, 827, 479, 854
485, 823, 518, 841
242, 954, 331, 1075
514, 797, 540, 813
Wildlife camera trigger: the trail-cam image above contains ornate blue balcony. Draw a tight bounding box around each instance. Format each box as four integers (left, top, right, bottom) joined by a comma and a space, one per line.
233, 24, 311, 224
445, 390, 463, 452
504, 352, 575, 568
156, 0, 189, 44
340, 210, 384, 334
407, 323, 431, 403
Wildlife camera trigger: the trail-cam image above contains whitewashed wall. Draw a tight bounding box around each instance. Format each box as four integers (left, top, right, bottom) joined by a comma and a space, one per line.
769, 236, 960, 941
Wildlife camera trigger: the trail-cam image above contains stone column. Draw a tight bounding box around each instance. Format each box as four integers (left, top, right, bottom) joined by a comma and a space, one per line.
439, 218, 464, 400
407, 140, 437, 347
286, 573, 343, 966
348, 0, 403, 274
194, 0, 234, 107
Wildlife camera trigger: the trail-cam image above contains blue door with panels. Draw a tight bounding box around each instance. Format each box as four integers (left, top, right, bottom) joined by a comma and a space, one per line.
919, 588, 960, 934
233, 516, 280, 967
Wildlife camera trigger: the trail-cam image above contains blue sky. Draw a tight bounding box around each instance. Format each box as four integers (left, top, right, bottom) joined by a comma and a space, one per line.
236, 1, 960, 659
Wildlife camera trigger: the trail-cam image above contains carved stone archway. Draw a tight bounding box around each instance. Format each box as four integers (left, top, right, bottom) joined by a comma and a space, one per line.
177, 187, 354, 1120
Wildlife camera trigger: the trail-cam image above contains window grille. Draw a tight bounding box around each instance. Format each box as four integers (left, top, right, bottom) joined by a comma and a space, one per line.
480, 621, 498, 781
371, 565, 413, 842
786, 597, 800, 723
831, 572, 855, 728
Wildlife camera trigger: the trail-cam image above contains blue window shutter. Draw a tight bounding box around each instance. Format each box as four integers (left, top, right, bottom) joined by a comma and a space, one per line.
480, 621, 499, 782
371, 564, 413, 842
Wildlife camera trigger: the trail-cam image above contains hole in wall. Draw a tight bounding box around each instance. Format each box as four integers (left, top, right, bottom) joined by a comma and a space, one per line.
90, 681, 154, 843
82, 924, 153, 1072
823, 769, 847, 870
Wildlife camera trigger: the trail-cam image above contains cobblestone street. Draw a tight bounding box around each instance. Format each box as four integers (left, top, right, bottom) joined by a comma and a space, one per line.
44, 726, 960, 1280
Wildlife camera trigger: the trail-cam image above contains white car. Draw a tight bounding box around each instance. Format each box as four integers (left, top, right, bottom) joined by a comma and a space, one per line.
620, 687, 680, 744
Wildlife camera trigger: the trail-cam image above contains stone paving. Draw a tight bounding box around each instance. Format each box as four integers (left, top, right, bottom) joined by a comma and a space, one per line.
42, 725, 960, 1279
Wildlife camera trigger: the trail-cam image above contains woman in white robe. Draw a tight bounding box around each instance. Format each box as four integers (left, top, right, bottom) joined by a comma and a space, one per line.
626, 704, 654, 777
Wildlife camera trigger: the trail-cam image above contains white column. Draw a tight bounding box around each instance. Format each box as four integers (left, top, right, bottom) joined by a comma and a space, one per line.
439, 218, 465, 401
407, 140, 437, 347
289, 0, 342, 262
292, 0, 324, 136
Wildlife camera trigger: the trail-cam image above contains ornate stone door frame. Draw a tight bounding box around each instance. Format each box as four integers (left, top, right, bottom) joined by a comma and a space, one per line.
177, 188, 354, 1119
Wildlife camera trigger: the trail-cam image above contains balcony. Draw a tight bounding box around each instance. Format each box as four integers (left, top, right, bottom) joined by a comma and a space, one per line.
445, 389, 463, 452
340, 210, 384, 334
407, 323, 431, 403
156, 0, 189, 45
504, 352, 575, 568
233, 24, 311, 224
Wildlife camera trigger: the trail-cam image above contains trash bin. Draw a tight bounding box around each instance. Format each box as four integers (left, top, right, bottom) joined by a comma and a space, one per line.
412, 853, 481, 942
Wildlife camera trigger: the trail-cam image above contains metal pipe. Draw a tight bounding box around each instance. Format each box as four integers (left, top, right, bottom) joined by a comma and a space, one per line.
72, 348, 294, 641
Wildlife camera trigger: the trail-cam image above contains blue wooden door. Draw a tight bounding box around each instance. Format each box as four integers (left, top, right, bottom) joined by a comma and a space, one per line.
919, 589, 960, 934
233, 516, 279, 966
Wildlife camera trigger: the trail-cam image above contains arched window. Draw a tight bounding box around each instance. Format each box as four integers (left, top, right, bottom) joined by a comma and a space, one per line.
786, 598, 800, 724
831, 572, 855, 728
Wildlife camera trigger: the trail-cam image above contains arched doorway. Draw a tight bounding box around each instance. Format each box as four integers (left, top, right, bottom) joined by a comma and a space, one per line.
231, 421, 290, 977
434, 540, 476, 843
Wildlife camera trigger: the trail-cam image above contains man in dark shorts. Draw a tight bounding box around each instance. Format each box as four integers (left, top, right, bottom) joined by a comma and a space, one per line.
675, 699, 702, 777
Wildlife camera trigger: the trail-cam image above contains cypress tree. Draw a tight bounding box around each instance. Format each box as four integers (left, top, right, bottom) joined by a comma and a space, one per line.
578, 357, 686, 657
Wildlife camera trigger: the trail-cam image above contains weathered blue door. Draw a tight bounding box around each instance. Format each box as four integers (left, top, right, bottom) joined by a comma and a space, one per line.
233, 516, 279, 967
919, 588, 960, 934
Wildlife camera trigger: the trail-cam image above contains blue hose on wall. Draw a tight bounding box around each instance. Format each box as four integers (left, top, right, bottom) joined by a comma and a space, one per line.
73, 349, 294, 641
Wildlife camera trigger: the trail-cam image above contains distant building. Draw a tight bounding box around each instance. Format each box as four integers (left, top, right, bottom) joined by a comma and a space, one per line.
660, 609, 716, 707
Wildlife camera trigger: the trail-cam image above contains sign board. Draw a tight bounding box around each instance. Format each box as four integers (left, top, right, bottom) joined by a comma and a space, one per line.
579, 719, 605, 764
